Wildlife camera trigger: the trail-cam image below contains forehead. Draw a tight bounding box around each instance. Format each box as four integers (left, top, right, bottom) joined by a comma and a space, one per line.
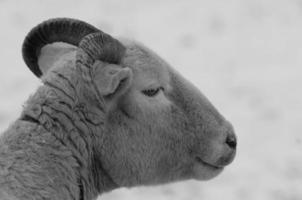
121, 42, 170, 88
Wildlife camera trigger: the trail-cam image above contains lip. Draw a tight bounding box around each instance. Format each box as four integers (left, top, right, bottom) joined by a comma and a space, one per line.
195, 157, 224, 170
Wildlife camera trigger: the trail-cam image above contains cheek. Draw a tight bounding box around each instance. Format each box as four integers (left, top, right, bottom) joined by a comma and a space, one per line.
102, 114, 168, 185
100, 125, 140, 186
105, 101, 195, 185
143, 109, 196, 181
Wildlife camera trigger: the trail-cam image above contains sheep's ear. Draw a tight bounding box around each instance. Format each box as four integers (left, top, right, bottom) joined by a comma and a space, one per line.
92, 61, 133, 98
37, 42, 77, 75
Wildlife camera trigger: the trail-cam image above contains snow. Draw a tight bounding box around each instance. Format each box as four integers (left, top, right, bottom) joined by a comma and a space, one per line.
0, 0, 301, 199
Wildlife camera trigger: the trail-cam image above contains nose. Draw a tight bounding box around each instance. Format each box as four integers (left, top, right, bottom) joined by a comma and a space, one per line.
225, 132, 237, 149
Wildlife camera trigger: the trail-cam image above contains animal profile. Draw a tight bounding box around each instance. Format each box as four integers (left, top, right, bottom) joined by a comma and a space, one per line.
0, 18, 237, 200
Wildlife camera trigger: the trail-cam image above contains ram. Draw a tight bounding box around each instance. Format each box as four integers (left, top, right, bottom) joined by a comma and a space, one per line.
0, 18, 237, 200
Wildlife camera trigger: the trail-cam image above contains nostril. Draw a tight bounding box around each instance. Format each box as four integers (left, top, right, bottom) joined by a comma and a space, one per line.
226, 134, 237, 149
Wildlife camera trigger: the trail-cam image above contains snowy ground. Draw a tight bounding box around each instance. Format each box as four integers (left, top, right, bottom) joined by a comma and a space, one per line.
0, 0, 301, 199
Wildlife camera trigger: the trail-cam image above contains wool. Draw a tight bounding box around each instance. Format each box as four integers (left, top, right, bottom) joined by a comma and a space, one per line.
0, 18, 236, 200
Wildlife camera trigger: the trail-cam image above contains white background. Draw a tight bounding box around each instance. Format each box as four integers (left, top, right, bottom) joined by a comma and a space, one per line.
0, 0, 301, 199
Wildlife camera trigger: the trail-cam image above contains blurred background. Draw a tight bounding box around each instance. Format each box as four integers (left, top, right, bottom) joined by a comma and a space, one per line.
0, 0, 301, 199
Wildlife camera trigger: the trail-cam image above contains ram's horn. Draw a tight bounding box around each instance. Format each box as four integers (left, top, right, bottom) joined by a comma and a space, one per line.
76, 32, 126, 69
22, 18, 100, 77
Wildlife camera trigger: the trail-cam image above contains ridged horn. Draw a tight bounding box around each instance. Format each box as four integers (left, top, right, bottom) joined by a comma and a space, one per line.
22, 18, 100, 77
76, 31, 126, 68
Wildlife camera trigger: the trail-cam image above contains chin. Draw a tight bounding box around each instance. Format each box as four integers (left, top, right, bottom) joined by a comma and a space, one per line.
192, 161, 224, 181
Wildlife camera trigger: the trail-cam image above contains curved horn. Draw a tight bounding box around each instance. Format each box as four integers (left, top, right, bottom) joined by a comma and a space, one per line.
76, 31, 126, 69
22, 18, 100, 77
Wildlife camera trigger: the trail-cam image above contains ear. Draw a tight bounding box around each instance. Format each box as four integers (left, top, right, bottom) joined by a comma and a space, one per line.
92, 61, 133, 98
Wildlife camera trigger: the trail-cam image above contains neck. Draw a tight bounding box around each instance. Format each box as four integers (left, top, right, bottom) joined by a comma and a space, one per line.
20, 69, 118, 199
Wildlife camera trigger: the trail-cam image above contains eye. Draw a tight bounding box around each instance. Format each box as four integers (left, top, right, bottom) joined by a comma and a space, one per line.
142, 87, 164, 97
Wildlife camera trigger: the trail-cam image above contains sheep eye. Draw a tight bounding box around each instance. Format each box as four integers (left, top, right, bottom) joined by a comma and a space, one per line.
142, 87, 163, 97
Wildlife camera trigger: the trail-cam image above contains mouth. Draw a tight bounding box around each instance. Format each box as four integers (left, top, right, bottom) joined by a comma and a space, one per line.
192, 156, 224, 180
194, 157, 224, 170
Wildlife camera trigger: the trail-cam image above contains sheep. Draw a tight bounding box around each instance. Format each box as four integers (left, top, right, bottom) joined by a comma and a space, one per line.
0, 18, 237, 200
